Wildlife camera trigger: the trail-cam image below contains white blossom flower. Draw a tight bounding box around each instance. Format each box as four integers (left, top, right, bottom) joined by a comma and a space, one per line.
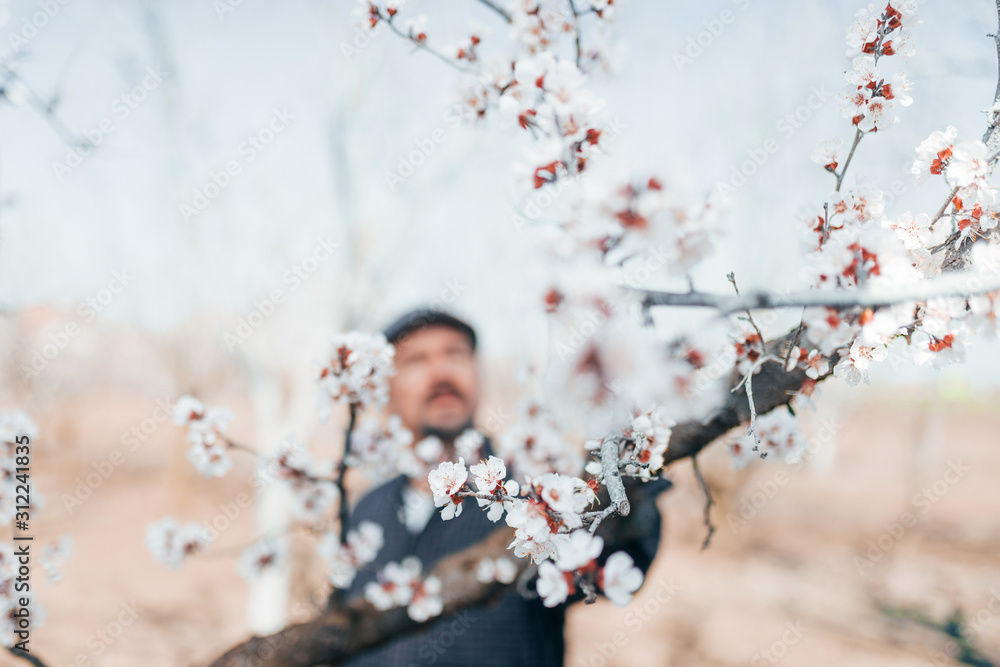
849, 338, 888, 371
536, 561, 571, 607
833, 356, 868, 386
844, 5, 879, 56
364, 556, 422, 610
145, 517, 212, 570
600, 551, 643, 606
237, 538, 282, 580
319, 521, 384, 588
408, 576, 443, 622
316, 331, 396, 419
428, 458, 468, 498
804, 350, 830, 380
912, 126, 958, 182
470, 456, 507, 493
186, 442, 233, 478
347, 416, 414, 483
553, 530, 603, 572
476, 557, 519, 584
535, 473, 590, 526
290, 480, 339, 525
810, 139, 843, 172
888, 211, 931, 250
946, 142, 990, 187
172, 394, 204, 425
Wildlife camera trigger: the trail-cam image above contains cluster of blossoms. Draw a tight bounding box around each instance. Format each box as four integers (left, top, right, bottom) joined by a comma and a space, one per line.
319, 521, 384, 588
145, 517, 213, 570
837, 1, 917, 133
363, 556, 444, 622
536, 530, 643, 607
264, 437, 340, 526
173, 394, 235, 477
316, 331, 396, 420
728, 409, 807, 470
426, 453, 647, 606
346, 416, 415, 483
912, 126, 997, 241
566, 174, 721, 277
783, 0, 1000, 399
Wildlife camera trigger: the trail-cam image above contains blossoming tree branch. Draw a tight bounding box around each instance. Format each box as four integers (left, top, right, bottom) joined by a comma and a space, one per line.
3, 0, 999, 665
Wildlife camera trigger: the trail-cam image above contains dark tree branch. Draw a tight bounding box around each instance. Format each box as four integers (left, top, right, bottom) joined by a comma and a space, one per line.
640, 272, 1000, 316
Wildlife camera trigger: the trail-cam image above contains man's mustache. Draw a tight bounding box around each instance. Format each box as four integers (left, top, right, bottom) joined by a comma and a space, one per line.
427, 383, 464, 404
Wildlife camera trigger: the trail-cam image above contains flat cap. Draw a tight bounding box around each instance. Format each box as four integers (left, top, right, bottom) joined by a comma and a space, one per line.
381, 307, 477, 350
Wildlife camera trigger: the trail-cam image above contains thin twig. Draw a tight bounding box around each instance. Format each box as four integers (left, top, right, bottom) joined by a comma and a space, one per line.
691, 456, 715, 550
727, 272, 767, 358
930, 187, 959, 226
783, 309, 807, 368
224, 437, 258, 456
567, 0, 584, 68
835, 129, 863, 192
381, 15, 475, 75
473, 0, 512, 22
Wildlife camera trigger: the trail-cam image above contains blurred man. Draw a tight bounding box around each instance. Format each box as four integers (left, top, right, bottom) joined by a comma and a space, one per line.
341, 307, 667, 667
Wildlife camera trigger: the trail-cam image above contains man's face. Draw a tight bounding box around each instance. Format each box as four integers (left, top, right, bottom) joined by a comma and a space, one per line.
387, 325, 479, 441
